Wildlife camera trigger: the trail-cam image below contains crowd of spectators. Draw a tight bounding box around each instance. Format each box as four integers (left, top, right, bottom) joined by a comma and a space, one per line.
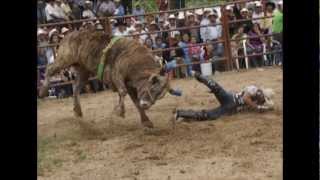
37, 0, 283, 98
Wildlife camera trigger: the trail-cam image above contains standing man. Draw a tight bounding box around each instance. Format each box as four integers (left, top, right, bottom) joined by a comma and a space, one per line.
272, 0, 283, 65
174, 71, 275, 121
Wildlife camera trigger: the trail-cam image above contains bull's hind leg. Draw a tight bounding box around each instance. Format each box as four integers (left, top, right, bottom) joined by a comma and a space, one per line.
127, 88, 154, 128
111, 72, 127, 118
72, 65, 89, 117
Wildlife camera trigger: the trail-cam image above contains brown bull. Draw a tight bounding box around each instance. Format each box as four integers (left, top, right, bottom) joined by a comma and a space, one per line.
39, 27, 170, 128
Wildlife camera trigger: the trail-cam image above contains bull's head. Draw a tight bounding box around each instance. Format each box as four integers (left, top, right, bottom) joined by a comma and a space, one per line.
137, 74, 169, 109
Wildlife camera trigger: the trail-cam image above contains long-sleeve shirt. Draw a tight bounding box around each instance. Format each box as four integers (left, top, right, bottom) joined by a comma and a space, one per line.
114, 5, 125, 16
200, 19, 222, 42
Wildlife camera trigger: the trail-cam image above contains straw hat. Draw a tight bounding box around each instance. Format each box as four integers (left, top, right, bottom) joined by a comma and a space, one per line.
195, 9, 203, 15
168, 14, 176, 19
37, 28, 47, 36
177, 12, 185, 19
226, 5, 233, 10
61, 27, 69, 34
255, 1, 262, 7
204, 8, 212, 13
186, 11, 194, 17
240, 8, 249, 12
48, 28, 58, 39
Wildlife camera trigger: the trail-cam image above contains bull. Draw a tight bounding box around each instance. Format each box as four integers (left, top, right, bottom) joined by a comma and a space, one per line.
39, 23, 173, 128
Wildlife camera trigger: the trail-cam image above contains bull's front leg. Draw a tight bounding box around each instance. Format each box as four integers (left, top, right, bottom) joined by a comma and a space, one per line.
72, 66, 89, 117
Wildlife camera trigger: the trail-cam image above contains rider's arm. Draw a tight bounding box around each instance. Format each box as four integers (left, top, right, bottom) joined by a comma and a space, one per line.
242, 93, 258, 109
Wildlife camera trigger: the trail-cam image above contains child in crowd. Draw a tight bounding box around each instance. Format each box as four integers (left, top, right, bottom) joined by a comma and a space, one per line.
188, 36, 202, 72
178, 33, 192, 77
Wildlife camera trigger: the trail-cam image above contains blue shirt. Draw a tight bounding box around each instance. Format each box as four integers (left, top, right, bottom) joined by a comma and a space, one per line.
114, 5, 125, 16
178, 41, 189, 59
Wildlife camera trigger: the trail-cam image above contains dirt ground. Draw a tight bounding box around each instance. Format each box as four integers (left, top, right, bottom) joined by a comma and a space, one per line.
38, 67, 283, 180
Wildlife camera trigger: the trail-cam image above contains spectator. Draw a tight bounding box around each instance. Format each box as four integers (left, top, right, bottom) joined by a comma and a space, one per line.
239, 8, 253, 33
177, 12, 188, 35
122, 0, 132, 14
272, 0, 283, 65
96, 0, 116, 17
252, 1, 264, 27
156, 0, 168, 11
195, 8, 204, 23
225, 5, 238, 36
38, 47, 47, 66
144, 38, 154, 49
132, 4, 145, 22
59, 27, 70, 38
114, 0, 125, 16
178, 33, 192, 77
45, 28, 60, 65
145, 15, 155, 28
134, 21, 148, 44
114, 21, 128, 36
45, 0, 66, 23
231, 25, 247, 68
125, 17, 136, 32
38, 0, 47, 24
168, 14, 180, 38
157, 11, 167, 23
153, 36, 170, 61
70, 1, 82, 21
262, 1, 276, 34
185, 12, 200, 43
55, 0, 69, 20
61, 0, 74, 20
188, 36, 202, 72
148, 21, 160, 43
200, 11, 223, 57
82, 1, 96, 19
37, 28, 49, 45
158, 19, 169, 43
246, 23, 264, 68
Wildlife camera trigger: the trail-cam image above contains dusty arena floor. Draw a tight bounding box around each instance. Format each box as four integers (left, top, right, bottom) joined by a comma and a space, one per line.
38, 67, 283, 180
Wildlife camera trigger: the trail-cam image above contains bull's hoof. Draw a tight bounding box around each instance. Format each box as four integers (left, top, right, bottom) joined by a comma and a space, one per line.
73, 107, 83, 117
142, 120, 154, 128
114, 106, 125, 118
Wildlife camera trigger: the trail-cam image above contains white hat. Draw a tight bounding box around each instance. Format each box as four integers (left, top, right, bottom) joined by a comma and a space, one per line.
150, 21, 157, 25
255, 2, 262, 7
240, 8, 249, 12
277, 1, 283, 5
134, 21, 142, 26
61, 27, 69, 34
177, 12, 185, 19
168, 14, 176, 19
208, 11, 218, 17
226, 5, 233, 10
37, 28, 47, 36
204, 8, 212, 13
114, 0, 121, 2
195, 9, 203, 15
48, 28, 58, 39
186, 11, 194, 17
85, 0, 92, 4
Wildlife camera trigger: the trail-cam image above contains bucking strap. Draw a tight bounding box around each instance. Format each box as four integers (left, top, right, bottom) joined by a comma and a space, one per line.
97, 36, 122, 81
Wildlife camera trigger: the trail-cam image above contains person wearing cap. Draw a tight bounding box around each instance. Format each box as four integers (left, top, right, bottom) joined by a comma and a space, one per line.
252, 2, 264, 28
96, 0, 116, 17
195, 8, 203, 22
82, 1, 96, 19
59, 27, 70, 38
125, 17, 136, 32
133, 21, 148, 44
262, 1, 276, 34
238, 8, 253, 34
45, 0, 65, 23
177, 12, 188, 35
114, 0, 125, 16
200, 11, 223, 57
168, 14, 180, 38
114, 21, 128, 37
174, 71, 275, 122
271, 1, 283, 64
225, 5, 237, 36
132, 4, 145, 23
185, 12, 200, 43
147, 21, 160, 43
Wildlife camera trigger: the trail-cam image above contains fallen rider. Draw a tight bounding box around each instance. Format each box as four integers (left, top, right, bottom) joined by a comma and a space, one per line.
174, 71, 275, 122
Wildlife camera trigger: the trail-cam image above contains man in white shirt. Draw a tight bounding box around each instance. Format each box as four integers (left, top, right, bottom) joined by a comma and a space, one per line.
168, 14, 180, 38
134, 21, 147, 44
200, 11, 223, 57
82, 1, 96, 19
54, 0, 69, 20
252, 2, 264, 28
45, 0, 65, 23
125, 17, 136, 32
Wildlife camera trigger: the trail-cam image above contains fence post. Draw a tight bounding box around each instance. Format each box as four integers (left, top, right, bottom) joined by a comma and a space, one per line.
221, 5, 233, 71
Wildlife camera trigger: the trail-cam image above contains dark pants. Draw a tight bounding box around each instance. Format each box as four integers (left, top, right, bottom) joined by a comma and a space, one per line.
177, 74, 237, 121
